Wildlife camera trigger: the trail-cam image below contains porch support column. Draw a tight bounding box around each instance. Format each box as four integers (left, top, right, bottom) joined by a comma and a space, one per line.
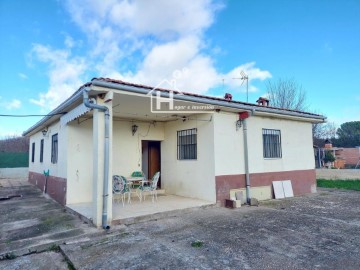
92, 95, 113, 227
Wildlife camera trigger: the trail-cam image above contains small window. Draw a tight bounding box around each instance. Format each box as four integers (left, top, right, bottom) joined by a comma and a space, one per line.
263, 129, 282, 158
31, 142, 35, 163
51, 134, 58, 164
177, 128, 197, 160
40, 139, 44, 163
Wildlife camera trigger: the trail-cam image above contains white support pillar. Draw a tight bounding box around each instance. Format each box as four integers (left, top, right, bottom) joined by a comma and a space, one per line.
92, 96, 113, 227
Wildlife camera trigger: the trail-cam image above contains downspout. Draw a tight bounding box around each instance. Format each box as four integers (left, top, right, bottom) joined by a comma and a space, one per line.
243, 117, 251, 204
239, 111, 252, 204
83, 88, 111, 230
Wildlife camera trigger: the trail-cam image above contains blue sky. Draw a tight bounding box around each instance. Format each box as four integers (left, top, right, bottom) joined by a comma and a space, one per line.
0, 0, 359, 137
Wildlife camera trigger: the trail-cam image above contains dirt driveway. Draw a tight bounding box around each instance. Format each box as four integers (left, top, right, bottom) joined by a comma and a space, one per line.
1, 181, 360, 269
58, 188, 360, 270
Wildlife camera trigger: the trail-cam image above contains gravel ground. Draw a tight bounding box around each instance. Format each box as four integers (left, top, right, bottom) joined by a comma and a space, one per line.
1, 182, 360, 270
61, 188, 360, 270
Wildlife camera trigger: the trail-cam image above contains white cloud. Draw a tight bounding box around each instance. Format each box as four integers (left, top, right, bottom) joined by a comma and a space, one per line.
29, 44, 86, 109
30, 0, 271, 110
64, 35, 75, 48
222, 62, 272, 92
1, 99, 22, 110
18, 73, 28, 80
109, 0, 218, 37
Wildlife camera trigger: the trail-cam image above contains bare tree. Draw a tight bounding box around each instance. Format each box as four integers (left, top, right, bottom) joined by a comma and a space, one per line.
0, 136, 29, 153
312, 122, 337, 146
266, 78, 308, 111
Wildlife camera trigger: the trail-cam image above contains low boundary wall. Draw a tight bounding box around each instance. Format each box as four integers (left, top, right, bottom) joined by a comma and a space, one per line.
0, 167, 28, 179
316, 169, 360, 180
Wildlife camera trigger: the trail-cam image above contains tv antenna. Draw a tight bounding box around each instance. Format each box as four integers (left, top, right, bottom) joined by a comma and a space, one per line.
233, 71, 249, 102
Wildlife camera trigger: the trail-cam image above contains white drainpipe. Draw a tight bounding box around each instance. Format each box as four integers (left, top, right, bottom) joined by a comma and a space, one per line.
83, 88, 111, 230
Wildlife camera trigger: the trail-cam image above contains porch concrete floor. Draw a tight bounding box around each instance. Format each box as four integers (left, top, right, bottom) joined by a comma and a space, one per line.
67, 194, 214, 226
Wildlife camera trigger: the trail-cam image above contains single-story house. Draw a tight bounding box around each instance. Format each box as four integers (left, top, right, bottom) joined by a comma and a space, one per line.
23, 78, 325, 228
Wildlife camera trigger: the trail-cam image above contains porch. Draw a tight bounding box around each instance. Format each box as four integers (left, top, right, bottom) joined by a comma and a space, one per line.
67, 193, 214, 226
65, 86, 217, 227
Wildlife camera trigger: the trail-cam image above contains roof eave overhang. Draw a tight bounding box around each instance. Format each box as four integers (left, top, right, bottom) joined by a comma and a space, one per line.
91, 79, 327, 123
22, 89, 84, 137
23, 79, 326, 136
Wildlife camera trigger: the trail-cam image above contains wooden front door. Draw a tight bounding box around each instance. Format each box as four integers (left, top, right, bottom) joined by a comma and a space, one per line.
143, 141, 161, 187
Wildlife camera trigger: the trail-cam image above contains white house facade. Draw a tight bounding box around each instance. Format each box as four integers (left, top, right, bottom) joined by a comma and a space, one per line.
24, 78, 325, 228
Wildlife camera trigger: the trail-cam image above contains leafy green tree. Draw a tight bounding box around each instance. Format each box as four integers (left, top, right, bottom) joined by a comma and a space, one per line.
323, 151, 335, 163
333, 121, 360, 147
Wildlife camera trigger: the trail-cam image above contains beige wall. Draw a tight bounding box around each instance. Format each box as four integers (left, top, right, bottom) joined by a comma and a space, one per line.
213, 112, 244, 176
162, 113, 216, 202
247, 116, 315, 173
66, 119, 93, 204
28, 121, 67, 179
112, 120, 165, 177
214, 112, 315, 175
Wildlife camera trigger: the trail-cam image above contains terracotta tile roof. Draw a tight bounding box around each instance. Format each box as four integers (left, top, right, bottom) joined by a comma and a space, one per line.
91, 77, 324, 118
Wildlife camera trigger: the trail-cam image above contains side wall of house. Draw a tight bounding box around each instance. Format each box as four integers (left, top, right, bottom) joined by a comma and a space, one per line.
66, 119, 93, 204
28, 121, 67, 205
162, 113, 216, 202
112, 121, 165, 177
214, 112, 316, 205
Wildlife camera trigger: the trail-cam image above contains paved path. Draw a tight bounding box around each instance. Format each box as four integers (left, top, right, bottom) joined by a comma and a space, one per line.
0, 183, 99, 269
0, 178, 29, 188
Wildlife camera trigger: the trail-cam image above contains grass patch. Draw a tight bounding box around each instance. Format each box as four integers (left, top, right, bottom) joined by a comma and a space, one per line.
2, 252, 16, 260
0, 152, 28, 168
48, 244, 60, 252
317, 179, 360, 191
191, 240, 204, 248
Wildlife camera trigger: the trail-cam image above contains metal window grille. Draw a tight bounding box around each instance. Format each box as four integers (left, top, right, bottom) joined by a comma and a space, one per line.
51, 134, 58, 164
40, 139, 44, 163
177, 128, 197, 160
262, 129, 282, 158
31, 142, 35, 163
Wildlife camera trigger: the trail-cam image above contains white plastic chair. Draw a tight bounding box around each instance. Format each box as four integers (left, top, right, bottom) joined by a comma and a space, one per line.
137, 172, 160, 202
113, 175, 131, 206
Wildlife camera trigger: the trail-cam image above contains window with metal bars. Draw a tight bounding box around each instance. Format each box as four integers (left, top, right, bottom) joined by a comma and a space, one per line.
51, 134, 58, 164
262, 129, 282, 158
31, 142, 35, 163
40, 139, 44, 163
177, 128, 197, 160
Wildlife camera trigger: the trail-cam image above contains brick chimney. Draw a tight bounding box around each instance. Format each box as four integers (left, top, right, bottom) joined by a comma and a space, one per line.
256, 97, 269, 106
224, 93, 232, 101
324, 139, 332, 148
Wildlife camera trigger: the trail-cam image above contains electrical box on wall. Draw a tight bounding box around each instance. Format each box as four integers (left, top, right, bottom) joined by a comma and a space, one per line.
239, 112, 249, 120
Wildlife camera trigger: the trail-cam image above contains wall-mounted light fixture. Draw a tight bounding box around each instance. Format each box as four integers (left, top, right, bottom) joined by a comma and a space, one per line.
42, 128, 48, 137
236, 120, 242, 131
132, 124, 138, 136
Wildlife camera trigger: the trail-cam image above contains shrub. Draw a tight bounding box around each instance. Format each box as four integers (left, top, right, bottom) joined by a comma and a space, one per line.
323, 151, 335, 163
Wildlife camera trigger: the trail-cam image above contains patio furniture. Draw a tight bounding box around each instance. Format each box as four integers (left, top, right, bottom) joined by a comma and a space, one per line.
113, 175, 131, 206
128, 171, 146, 188
137, 172, 160, 203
